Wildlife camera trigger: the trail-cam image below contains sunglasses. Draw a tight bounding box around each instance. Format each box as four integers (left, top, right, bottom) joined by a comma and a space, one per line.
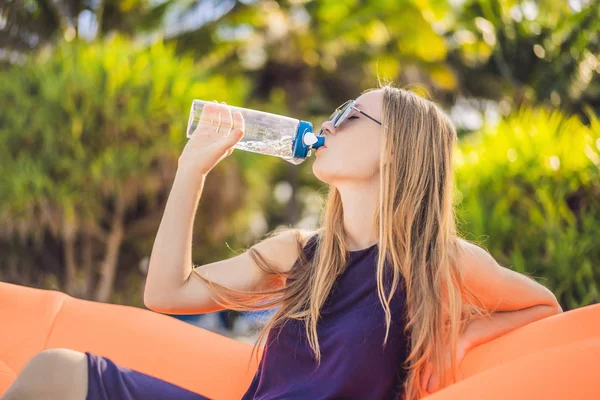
318, 99, 382, 135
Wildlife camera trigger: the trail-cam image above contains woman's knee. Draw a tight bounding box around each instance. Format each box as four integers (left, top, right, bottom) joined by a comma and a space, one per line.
2, 348, 88, 400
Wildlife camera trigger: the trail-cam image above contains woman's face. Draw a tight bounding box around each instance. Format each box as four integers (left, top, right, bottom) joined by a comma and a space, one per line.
312, 89, 384, 185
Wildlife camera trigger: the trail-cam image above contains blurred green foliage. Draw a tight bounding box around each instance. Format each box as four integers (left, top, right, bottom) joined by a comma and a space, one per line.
451, 0, 600, 116
0, 36, 278, 302
0, 0, 176, 52
0, 0, 598, 309
455, 107, 600, 309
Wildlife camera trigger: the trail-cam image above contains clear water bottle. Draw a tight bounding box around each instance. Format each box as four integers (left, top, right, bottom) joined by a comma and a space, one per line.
186, 100, 325, 165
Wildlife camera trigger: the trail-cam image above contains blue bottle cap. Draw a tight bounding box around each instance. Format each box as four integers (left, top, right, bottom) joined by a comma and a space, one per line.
293, 120, 324, 161
313, 135, 325, 148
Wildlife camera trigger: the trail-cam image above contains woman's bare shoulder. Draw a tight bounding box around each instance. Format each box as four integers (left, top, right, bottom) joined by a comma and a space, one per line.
251, 228, 319, 274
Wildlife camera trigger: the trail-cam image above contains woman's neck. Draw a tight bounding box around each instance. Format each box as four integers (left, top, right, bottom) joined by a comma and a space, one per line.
335, 179, 379, 251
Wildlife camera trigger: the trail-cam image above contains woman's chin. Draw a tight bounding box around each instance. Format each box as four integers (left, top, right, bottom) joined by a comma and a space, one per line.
312, 162, 333, 184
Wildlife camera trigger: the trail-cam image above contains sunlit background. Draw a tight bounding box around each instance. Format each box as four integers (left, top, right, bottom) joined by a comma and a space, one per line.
1, 0, 599, 342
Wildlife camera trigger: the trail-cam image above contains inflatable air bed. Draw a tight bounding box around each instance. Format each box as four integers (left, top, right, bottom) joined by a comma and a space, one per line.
1, 281, 599, 399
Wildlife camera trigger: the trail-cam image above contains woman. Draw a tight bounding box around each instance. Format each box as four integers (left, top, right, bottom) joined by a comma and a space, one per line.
1, 83, 562, 400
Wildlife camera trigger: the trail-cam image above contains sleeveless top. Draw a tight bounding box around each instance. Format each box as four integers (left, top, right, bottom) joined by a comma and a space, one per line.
241, 234, 410, 400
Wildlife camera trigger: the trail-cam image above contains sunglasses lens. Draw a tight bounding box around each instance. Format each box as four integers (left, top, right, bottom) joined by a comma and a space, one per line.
334, 101, 354, 128
319, 110, 339, 135
328, 110, 340, 123
319, 100, 353, 135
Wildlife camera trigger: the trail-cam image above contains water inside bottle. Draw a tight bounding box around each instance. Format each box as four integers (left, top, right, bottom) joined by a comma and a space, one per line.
188, 100, 309, 165
234, 136, 303, 165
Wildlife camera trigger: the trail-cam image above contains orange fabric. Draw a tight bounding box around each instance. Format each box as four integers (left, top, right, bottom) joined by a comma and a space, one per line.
457, 303, 600, 380
1, 281, 600, 399
0, 282, 261, 400
427, 338, 600, 399
0, 360, 16, 395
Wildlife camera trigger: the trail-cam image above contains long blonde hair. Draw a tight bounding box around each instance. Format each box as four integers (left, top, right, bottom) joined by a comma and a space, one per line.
192, 82, 492, 399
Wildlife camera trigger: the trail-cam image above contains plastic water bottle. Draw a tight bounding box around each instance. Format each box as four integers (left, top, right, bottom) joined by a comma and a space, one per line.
186, 100, 325, 165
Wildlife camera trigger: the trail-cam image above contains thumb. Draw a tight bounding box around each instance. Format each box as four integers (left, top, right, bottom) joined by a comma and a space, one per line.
227, 129, 244, 146
234, 129, 244, 141
220, 129, 243, 151
220, 129, 243, 154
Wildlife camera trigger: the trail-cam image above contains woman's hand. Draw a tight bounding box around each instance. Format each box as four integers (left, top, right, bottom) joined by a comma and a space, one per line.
420, 334, 470, 395
178, 101, 245, 178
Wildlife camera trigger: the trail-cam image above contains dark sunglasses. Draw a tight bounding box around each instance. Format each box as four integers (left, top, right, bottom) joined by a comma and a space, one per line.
318, 99, 382, 135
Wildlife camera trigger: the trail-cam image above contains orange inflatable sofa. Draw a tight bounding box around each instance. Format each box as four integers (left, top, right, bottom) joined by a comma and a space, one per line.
1, 281, 600, 399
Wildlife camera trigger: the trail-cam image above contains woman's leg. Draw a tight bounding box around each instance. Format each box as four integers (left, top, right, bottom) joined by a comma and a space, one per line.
0, 348, 88, 400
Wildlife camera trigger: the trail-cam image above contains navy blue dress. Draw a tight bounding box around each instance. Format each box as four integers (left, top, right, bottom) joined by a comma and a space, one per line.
85, 234, 409, 400
85, 352, 211, 400
241, 234, 409, 399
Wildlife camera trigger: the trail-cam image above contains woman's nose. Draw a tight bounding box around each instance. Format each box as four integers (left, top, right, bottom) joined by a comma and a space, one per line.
320, 120, 335, 135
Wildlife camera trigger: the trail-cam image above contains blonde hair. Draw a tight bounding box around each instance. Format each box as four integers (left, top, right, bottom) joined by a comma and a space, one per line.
192, 82, 492, 399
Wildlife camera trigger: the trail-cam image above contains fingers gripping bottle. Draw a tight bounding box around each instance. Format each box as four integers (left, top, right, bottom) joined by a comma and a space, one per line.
186, 100, 325, 165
